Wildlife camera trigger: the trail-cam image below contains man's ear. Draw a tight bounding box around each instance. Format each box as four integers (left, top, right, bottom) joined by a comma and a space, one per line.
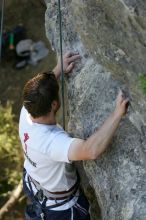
51, 100, 58, 110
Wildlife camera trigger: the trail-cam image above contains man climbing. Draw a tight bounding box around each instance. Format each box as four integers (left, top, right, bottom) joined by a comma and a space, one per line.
19, 51, 129, 220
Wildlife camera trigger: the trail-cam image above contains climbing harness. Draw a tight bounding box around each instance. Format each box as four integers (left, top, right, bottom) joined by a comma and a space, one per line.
28, 174, 79, 200
0, 0, 5, 62
23, 169, 80, 219
58, 0, 65, 130
25, 176, 45, 220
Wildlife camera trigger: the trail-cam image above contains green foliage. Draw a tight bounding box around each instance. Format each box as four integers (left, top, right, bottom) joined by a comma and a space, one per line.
0, 103, 22, 195
139, 75, 146, 94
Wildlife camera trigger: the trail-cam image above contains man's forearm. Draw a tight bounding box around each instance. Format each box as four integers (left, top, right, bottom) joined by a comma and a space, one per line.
53, 66, 61, 79
84, 112, 122, 159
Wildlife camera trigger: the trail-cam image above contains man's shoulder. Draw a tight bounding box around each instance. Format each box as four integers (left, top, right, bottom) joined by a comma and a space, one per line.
19, 106, 27, 123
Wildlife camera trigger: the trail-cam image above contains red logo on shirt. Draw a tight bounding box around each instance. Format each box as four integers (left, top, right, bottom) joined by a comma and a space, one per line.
24, 133, 29, 153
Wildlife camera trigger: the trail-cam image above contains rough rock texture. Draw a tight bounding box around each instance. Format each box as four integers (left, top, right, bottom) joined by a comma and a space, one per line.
45, 1, 146, 219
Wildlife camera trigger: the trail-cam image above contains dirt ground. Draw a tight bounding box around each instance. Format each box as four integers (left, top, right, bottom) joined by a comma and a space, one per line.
0, 0, 57, 219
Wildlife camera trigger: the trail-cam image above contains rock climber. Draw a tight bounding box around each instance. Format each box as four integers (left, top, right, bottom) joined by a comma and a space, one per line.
19, 51, 129, 220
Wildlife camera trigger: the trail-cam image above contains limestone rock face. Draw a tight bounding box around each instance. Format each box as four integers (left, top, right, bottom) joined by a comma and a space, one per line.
45, 1, 146, 219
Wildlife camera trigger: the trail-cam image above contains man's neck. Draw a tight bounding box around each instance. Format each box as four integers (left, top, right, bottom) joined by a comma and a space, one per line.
30, 112, 56, 125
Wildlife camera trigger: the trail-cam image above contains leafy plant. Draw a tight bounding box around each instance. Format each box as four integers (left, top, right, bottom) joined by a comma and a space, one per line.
0, 103, 23, 196
139, 75, 146, 94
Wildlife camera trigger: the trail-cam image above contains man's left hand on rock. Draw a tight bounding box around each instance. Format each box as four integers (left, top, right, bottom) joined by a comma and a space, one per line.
53, 51, 81, 78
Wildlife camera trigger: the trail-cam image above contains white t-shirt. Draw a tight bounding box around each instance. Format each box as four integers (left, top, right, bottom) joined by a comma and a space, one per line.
19, 107, 77, 192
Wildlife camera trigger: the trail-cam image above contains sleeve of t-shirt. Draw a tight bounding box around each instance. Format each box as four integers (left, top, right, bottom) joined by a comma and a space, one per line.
49, 131, 75, 163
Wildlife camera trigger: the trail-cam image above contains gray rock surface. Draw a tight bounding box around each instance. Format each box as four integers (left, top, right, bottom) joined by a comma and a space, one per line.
45, 0, 146, 219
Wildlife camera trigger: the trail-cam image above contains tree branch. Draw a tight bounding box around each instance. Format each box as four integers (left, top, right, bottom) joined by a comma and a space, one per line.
0, 180, 23, 219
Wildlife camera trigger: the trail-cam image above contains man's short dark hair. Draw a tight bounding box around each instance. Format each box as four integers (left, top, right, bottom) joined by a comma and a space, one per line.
23, 71, 59, 118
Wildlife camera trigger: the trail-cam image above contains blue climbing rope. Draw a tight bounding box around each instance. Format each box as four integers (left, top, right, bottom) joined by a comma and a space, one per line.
0, 0, 5, 62
58, 0, 65, 130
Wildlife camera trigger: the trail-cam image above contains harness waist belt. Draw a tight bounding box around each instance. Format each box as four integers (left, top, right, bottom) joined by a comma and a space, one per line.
29, 175, 79, 200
